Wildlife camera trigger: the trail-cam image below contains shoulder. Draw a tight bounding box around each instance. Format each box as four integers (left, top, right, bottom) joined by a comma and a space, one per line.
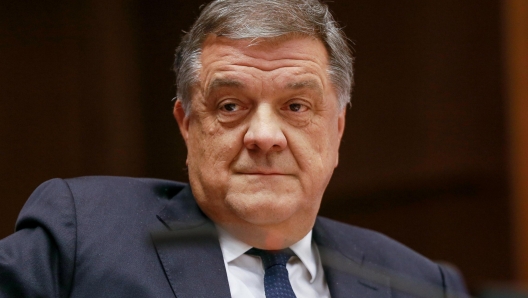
29, 176, 186, 205
315, 216, 469, 296
316, 216, 435, 267
4, 177, 189, 297
62, 176, 186, 197
18, 176, 188, 229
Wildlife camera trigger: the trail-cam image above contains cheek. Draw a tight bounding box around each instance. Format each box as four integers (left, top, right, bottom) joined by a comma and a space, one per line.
186, 117, 244, 171
285, 118, 341, 201
290, 120, 339, 170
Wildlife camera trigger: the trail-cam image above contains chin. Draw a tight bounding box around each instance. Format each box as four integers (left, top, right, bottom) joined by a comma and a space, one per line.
225, 191, 300, 226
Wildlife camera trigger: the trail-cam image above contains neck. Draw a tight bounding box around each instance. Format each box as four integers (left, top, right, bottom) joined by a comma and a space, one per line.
216, 218, 314, 250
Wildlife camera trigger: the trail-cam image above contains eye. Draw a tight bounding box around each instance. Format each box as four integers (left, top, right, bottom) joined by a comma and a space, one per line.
219, 102, 242, 112
289, 103, 303, 112
283, 102, 309, 113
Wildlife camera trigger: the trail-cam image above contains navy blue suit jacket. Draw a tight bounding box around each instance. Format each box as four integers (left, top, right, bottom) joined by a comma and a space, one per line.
0, 176, 469, 297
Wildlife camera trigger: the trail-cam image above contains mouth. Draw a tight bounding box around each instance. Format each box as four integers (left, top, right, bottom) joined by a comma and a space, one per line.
235, 169, 289, 176
238, 172, 287, 176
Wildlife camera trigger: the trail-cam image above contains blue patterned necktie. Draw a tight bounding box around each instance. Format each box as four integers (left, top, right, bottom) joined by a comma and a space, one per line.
246, 248, 297, 298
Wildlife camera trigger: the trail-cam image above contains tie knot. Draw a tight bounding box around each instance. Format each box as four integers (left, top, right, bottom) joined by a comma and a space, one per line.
246, 248, 295, 269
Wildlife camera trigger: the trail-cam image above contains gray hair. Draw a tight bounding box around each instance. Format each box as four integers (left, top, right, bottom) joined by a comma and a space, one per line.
174, 0, 354, 113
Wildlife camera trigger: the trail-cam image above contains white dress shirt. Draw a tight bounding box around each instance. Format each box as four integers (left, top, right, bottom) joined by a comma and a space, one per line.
217, 227, 331, 298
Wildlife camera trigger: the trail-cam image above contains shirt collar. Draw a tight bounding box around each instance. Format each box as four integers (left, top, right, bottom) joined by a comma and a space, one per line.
289, 230, 317, 283
216, 227, 318, 283
216, 226, 253, 263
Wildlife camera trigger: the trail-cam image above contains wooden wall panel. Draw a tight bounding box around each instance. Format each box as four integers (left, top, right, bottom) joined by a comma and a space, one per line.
0, 1, 144, 235
504, 0, 528, 283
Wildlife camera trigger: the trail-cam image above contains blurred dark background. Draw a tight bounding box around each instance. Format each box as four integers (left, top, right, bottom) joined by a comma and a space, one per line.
1, 0, 527, 294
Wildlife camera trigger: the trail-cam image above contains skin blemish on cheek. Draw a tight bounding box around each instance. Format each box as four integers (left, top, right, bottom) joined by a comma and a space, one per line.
204, 119, 221, 135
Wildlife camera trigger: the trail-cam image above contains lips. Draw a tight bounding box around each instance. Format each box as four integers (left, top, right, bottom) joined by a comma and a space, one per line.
233, 167, 289, 175
237, 171, 286, 175
232, 160, 293, 176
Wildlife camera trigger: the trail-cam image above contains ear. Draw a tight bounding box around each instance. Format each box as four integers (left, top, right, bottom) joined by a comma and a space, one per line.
173, 99, 189, 144
335, 108, 346, 167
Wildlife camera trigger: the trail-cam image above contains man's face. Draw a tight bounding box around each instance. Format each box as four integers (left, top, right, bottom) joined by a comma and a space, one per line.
174, 35, 345, 242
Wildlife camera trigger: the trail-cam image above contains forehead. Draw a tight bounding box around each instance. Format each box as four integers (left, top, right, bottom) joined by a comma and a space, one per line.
198, 35, 332, 90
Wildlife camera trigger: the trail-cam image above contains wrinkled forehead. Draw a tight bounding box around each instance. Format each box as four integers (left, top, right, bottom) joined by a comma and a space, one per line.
197, 34, 334, 94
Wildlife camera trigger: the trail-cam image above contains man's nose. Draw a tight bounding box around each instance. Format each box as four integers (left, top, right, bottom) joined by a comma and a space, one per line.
243, 104, 287, 152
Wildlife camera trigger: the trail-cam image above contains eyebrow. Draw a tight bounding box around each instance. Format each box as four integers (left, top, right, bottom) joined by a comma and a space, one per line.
286, 79, 321, 90
206, 78, 245, 97
286, 79, 324, 97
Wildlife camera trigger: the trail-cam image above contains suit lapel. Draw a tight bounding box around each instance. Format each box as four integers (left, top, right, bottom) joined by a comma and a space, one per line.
313, 218, 391, 298
151, 185, 231, 298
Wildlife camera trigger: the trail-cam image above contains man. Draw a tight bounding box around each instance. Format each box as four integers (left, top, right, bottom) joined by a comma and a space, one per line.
0, 0, 469, 297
